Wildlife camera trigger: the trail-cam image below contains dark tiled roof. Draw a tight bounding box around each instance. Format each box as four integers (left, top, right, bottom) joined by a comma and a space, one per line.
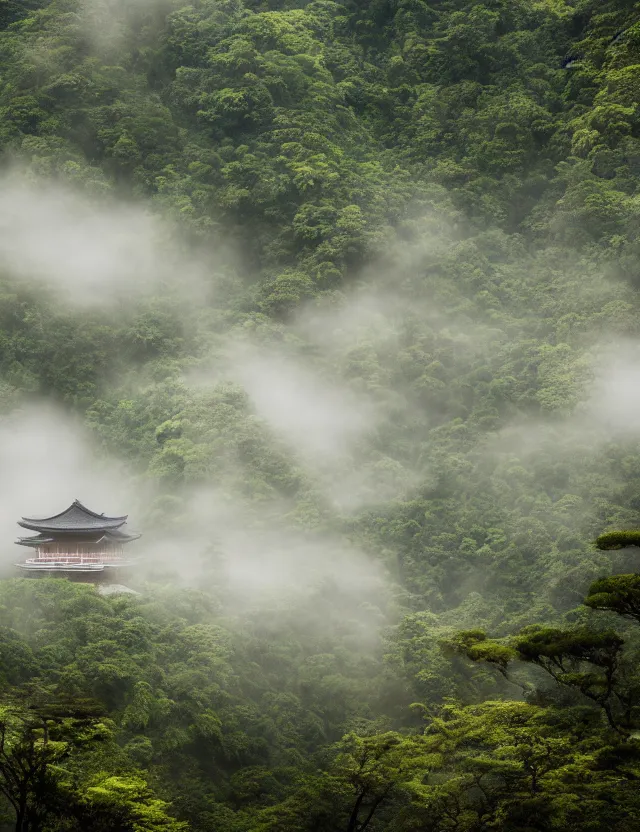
16, 534, 55, 548
96, 529, 141, 543
19, 499, 128, 533
16, 528, 141, 546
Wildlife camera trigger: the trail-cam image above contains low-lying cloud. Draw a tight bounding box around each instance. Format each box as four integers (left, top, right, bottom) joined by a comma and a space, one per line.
0, 403, 386, 620
187, 337, 422, 511
584, 342, 640, 437
230, 345, 376, 464
0, 173, 220, 307
0, 405, 143, 573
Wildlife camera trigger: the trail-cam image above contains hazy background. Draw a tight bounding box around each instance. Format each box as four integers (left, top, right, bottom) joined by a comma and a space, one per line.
1, 169, 639, 618
0, 171, 230, 306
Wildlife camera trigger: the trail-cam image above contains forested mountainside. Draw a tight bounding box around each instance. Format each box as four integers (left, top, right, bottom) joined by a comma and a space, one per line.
2, 0, 640, 829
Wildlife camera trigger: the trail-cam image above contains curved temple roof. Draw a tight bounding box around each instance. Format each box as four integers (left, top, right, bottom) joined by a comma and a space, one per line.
96, 529, 141, 544
19, 499, 128, 533
16, 529, 141, 547
16, 534, 55, 548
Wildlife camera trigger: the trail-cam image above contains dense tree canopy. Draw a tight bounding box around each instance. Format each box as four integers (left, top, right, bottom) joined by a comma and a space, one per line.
2, 0, 640, 829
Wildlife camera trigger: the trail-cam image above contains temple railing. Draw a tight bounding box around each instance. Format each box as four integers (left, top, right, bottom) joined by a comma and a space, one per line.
27, 553, 126, 564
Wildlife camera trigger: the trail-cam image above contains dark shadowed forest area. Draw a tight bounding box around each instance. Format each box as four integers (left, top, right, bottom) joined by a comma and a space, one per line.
2, 0, 640, 829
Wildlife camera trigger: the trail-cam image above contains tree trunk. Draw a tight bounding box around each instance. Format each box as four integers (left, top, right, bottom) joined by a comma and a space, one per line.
13, 796, 31, 832
345, 791, 365, 832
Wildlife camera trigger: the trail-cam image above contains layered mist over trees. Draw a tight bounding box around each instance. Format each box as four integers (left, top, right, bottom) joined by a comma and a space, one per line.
1, 0, 640, 829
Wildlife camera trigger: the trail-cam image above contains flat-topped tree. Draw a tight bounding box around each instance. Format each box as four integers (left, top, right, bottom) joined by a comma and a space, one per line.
596, 530, 640, 550
15, 500, 140, 581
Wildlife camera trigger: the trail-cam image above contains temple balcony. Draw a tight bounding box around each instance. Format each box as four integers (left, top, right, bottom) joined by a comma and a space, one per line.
26, 551, 126, 565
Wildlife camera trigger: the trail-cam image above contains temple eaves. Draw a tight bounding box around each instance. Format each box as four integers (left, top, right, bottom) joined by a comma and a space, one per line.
18, 499, 128, 533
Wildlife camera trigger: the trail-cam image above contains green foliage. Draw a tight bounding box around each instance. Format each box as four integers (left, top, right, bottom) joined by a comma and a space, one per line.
3, 0, 640, 829
0, 694, 182, 832
414, 699, 640, 832
595, 530, 640, 550
584, 574, 640, 622
446, 629, 517, 670
72, 774, 189, 832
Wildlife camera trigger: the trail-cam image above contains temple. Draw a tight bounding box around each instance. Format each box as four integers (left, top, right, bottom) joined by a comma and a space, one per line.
15, 500, 140, 581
